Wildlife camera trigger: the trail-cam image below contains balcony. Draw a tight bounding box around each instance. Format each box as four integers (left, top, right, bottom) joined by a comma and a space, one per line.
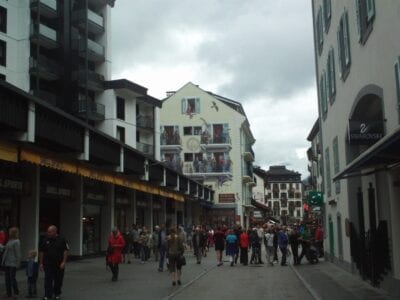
31, 89, 57, 106
30, 23, 58, 49
30, 0, 58, 19
75, 70, 104, 92
136, 141, 154, 156
77, 98, 105, 121
183, 160, 232, 182
136, 115, 154, 130
73, 38, 105, 62
200, 131, 231, 151
72, 9, 104, 35
160, 133, 182, 152
243, 144, 255, 162
29, 56, 60, 81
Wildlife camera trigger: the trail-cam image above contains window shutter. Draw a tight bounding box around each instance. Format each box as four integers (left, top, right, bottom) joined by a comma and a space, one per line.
330, 48, 336, 97
181, 98, 186, 114
333, 137, 339, 173
343, 12, 350, 66
325, 147, 331, 197
355, 0, 362, 41
195, 98, 200, 113
318, 7, 324, 47
337, 28, 343, 78
366, 0, 375, 22
326, 56, 332, 101
323, 71, 328, 113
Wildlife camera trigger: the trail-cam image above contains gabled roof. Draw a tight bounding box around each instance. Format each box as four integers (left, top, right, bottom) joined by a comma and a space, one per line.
205, 91, 246, 117
265, 166, 301, 176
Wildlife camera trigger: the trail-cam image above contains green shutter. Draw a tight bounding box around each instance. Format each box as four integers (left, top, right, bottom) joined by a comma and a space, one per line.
318, 7, 324, 47
181, 98, 186, 114
195, 98, 200, 113
344, 11, 351, 67
366, 0, 375, 22
355, 0, 362, 41
337, 28, 343, 78
325, 147, 331, 197
324, 71, 328, 113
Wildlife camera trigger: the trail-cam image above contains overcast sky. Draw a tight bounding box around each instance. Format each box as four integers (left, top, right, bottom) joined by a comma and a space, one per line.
111, 0, 318, 178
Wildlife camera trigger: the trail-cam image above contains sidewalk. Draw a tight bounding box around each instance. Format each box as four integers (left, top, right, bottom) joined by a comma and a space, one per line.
291, 259, 395, 300
0, 249, 216, 300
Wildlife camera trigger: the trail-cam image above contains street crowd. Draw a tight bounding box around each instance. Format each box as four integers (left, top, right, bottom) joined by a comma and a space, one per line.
0, 222, 323, 299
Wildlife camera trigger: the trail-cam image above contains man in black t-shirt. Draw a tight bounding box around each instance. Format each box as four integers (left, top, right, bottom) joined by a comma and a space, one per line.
39, 225, 69, 300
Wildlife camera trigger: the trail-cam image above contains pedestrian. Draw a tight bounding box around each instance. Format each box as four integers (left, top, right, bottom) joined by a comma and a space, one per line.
1, 227, 21, 299
298, 225, 312, 264
166, 228, 185, 286
213, 227, 225, 266
192, 226, 207, 264
233, 226, 241, 264
158, 224, 167, 272
239, 228, 249, 265
0, 223, 6, 260
139, 227, 150, 263
225, 230, 238, 267
151, 226, 160, 261
107, 227, 125, 281
249, 228, 261, 264
39, 225, 69, 300
178, 226, 187, 249
131, 224, 140, 258
122, 226, 133, 264
272, 226, 279, 263
25, 250, 39, 298
264, 228, 275, 266
314, 224, 324, 257
289, 227, 300, 265
278, 226, 289, 266
256, 224, 264, 264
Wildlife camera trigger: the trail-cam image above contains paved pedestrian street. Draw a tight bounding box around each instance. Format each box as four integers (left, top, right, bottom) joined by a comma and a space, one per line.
1, 249, 393, 300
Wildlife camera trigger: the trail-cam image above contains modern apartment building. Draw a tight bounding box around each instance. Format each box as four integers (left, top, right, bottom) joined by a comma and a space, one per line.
160, 82, 256, 227
0, 0, 211, 258
312, 0, 400, 295
264, 166, 303, 224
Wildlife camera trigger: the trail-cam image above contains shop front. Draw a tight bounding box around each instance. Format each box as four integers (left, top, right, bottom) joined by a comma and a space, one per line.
136, 191, 150, 228
152, 196, 162, 228
115, 186, 132, 231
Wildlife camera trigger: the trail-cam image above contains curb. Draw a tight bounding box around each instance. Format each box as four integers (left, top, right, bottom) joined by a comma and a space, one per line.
290, 264, 322, 300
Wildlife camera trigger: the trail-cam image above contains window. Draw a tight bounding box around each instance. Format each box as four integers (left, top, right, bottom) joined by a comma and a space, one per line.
333, 136, 341, 194
325, 147, 331, 197
0, 6, 6, 33
337, 10, 351, 81
280, 183, 286, 189
193, 126, 202, 135
116, 97, 125, 120
323, 0, 331, 33
316, 6, 324, 54
280, 193, 287, 199
319, 71, 328, 119
184, 153, 193, 162
183, 127, 192, 135
181, 97, 200, 115
0, 73, 5, 81
0, 40, 6, 66
355, 0, 375, 44
273, 192, 279, 199
327, 48, 336, 103
194, 153, 203, 161
116, 126, 125, 143
136, 130, 140, 142
266, 183, 271, 190
295, 183, 299, 189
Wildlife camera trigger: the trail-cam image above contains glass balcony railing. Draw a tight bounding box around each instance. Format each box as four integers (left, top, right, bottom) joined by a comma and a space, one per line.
31, 23, 57, 41
87, 39, 104, 56
137, 115, 154, 129
183, 160, 232, 174
136, 141, 154, 156
41, 0, 57, 10
160, 134, 181, 146
78, 99, 105, 119
29, 55, 60, 75
201, 131, 231, 144
88, 9, 103, 27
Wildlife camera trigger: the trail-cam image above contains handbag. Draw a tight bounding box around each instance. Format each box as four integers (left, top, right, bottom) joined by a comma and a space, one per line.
179, 255, 186, 266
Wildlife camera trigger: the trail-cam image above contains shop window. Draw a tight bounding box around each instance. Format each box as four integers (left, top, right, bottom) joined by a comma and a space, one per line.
337, 10, 351, 81
116, 96, 125, 120
0, 39, 6, 67
355, 0, 375, 45
0, 6, 6, 33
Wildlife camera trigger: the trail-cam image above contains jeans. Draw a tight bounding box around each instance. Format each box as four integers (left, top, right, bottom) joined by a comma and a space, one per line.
27, 276, 37, 296
140, 245, 148, 262
280, 246, 287, 265
44, 265, 64, 298
4, 266, 19, 297
159, 245, 166, 270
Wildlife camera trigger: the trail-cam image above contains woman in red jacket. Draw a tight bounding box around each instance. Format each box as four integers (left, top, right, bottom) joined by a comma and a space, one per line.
239, 229, 249, 266
107, 228, 125, 281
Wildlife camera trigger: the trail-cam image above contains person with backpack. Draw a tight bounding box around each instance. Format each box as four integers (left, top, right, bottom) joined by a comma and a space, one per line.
278, 226, 289, 266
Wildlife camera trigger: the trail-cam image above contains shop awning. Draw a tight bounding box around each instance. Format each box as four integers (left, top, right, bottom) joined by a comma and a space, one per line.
333, 127, 400, 180
0, 140, 18, 163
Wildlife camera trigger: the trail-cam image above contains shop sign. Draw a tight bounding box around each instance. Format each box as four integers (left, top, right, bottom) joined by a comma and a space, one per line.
0, 178, 23, 191
116, 197, 129, 204
219, 193, 235, 203
86, 192, 105, 201
45, 186, 72, 197
348, 121, 384, 145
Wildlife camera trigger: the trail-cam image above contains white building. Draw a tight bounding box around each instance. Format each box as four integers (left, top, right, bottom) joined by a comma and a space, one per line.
312, 0, 400, 295
264, 166, 303, 223
160, 82, 256, 227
